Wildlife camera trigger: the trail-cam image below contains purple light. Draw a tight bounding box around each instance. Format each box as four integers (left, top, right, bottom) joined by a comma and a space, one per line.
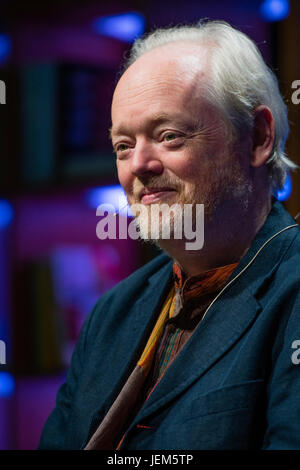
0, 200, 14, 229
275, 172, 292, 201
86, 185, 130, 215
92, 12, 145, 43
260, 0, 290, 22
0, 34, 11, 64
0, 372, 14, 397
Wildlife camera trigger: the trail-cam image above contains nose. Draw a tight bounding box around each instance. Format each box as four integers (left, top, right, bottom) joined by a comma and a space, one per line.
130, 139, 164, 177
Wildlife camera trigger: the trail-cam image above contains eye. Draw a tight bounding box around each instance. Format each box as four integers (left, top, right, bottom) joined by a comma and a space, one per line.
116, 143, 129, 152
164, 132, 178, 142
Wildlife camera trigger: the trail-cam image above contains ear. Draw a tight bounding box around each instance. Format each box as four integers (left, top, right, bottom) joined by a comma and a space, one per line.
251, 105, 275, 168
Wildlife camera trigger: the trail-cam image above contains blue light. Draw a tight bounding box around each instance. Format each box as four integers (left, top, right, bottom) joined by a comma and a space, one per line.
275, 172, 292, 201
0, 34, 11, 63
0, 372, 14, 397
0, 200, 14, 228
260, 0, 290, 22
86, 185, 131, 216
92, 12, 145, 43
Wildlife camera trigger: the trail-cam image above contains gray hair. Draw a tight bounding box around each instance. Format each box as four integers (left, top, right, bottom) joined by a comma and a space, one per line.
123, 20, 297, 190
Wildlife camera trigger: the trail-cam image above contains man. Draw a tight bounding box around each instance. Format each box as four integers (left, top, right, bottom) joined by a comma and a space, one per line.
39, 21, 300, 450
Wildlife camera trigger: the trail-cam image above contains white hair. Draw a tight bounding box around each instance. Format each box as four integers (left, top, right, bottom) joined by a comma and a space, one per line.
123, 20, 297, 190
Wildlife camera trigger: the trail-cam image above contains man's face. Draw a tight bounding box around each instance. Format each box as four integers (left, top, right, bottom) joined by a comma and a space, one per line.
111, 43, 252, 241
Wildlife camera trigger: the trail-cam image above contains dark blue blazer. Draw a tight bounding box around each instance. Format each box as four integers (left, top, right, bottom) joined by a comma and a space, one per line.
39, 201, 300, 450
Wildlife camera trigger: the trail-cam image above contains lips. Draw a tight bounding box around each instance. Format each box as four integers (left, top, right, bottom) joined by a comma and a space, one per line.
139, 187, 177, 205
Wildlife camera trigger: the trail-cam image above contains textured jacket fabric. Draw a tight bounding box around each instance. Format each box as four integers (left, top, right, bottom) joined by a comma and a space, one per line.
38, 201, 300, 450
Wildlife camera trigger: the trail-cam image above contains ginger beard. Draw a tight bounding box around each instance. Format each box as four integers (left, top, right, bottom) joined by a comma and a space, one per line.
125, 151, 254, 247
131, 176, 188, 243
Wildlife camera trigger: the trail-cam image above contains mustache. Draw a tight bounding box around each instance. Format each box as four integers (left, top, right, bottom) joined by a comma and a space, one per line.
132, 176, 183, 199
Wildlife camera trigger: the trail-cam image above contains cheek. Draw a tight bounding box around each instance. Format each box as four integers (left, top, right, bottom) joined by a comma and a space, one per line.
182, 140, 230, 183
169, 150, 206, 183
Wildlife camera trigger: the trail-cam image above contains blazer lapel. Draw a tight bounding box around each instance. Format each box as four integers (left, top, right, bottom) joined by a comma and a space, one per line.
83, 258, 173, 445
129, 285, 262, 427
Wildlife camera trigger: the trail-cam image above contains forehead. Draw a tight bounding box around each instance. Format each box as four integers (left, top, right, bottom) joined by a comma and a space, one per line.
111, 43, 210, 137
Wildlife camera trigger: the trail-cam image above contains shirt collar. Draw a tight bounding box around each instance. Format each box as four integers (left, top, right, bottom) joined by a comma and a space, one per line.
173, 261, 239, 301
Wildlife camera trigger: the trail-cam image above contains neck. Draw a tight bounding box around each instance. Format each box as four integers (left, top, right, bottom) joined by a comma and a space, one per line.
157, 197, 272, 277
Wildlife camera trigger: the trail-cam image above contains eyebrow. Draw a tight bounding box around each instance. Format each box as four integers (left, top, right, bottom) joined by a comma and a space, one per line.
109, 113, 187, 141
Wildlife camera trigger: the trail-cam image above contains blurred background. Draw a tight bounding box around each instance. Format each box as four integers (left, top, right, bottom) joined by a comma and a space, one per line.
0, 0, 299, 450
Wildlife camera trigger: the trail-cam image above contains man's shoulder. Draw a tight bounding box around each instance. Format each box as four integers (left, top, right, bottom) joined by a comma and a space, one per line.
277, 224, 300, 278
258, 216, 300, 294
243, 201, 300, 287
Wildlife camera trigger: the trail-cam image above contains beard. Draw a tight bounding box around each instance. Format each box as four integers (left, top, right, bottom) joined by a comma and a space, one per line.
127, 175, 187, 244
126, 155, 254, 247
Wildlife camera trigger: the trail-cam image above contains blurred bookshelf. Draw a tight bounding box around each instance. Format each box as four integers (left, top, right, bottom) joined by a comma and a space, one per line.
0, 59, 142, 449
0, 62, 119, 197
